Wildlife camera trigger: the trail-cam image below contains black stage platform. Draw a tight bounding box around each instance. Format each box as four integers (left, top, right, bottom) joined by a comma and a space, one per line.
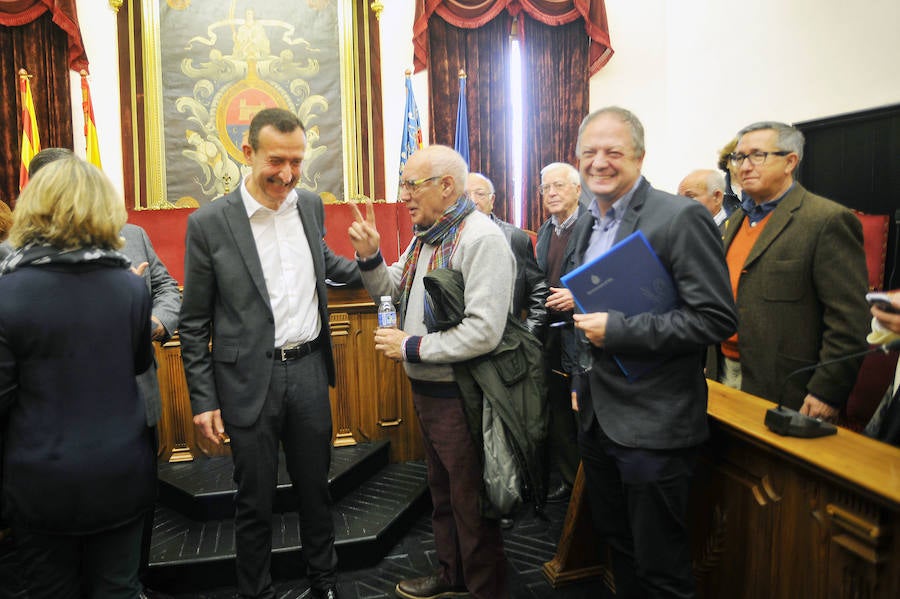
0, 440, 610, 599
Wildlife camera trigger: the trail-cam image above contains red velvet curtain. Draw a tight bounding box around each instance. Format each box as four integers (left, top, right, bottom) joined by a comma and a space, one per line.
0, 0, 87, 204
427, 13, 515, 222
416, 0, 605, 230
519, 14, 589, 232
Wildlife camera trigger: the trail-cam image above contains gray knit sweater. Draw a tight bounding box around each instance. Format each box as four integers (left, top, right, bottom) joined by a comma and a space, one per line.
359, 210, 515, 382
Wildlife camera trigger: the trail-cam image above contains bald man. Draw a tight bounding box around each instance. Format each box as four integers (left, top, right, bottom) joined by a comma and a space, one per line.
466, 173, 548, 339
678, 169, 728, 231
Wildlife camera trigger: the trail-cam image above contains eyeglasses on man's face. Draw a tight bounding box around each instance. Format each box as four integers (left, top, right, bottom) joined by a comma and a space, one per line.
466, 189, 491, 199
398, 176, 440, 193
728, 150, 791, 168
539, 181, 573, 195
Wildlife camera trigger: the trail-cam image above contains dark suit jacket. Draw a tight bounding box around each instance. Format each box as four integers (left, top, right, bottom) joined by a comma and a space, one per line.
121, 223, 181, 426
574, 179, 737, 449
707, 183, 870, 409
179, 189, 360, 427
491, 215, 548, 338
535, 206, 595, 373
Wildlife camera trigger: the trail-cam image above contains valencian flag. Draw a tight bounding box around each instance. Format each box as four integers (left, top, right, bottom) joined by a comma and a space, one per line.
453, 69, 469, 166
81, 71, 102, 169
18, 69, 41, 191
399, 69, 423, 193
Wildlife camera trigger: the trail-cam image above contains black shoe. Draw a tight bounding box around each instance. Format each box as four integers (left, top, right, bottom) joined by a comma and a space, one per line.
499, 516, 514, 529
546, 482, 573, 503
395, 573, 468, 599
311, 587, 340, 599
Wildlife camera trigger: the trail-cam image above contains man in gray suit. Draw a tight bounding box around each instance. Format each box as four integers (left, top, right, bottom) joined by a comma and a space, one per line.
571, 107, 737, 598
179, 108, 359, 599
122, 224, 181, 424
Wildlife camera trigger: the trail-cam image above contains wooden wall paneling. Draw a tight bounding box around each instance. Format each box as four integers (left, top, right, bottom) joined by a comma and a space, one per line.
154, 288, 424, 464
329, 308, 358, 447
327, 287, 423, 463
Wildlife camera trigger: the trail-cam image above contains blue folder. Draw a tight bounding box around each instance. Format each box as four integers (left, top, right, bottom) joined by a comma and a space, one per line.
560, 231, 679, 381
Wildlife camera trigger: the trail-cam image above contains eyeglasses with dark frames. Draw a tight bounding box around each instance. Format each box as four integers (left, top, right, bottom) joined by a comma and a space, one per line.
728, 150, 791, 168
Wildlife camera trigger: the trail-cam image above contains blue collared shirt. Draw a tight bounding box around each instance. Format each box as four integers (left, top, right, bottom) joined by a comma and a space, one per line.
582, 177, 642, 265
741, 182, 794, 226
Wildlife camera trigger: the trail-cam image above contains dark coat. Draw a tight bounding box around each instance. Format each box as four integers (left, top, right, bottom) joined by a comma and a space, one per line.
535, 206, 595, 373
490, 216, 548, 339
573, 179, 737, 449
423, 268, 548, 513
0, 262, 154, 534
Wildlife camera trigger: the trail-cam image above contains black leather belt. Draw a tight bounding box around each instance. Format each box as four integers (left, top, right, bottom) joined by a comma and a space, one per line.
275, 338, 321, 361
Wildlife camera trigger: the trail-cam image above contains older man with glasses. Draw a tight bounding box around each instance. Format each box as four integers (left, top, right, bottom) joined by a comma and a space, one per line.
533, 162, 595, 504
348, 145, 514, 599
707, 121, 870, 419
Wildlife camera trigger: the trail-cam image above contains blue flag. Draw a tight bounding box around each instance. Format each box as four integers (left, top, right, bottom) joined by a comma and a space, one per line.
454, 72, 469, 166
399, 73, 423, 190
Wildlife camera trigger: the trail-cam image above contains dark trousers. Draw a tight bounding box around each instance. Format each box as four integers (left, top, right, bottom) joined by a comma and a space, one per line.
12, 516, 144, 599
546, 367, 580, 487
412, 383, 507, 599
544, 327, 580, 487
578, 419, 697, 599
138, 425, 159, 586
224, 350, 337, 599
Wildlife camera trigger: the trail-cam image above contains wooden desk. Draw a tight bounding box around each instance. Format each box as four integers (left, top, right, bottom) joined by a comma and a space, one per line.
545, 381, 900, 598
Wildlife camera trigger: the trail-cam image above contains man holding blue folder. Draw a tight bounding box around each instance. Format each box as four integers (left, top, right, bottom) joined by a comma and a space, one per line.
569, 107, 737, 599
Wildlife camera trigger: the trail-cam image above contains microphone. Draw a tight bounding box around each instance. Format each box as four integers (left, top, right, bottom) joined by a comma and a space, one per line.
764, 339, 900, 437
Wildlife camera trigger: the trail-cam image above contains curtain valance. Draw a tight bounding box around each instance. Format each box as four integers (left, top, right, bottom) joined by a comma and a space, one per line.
0, 0, 87, 71
413, 0, 612, 76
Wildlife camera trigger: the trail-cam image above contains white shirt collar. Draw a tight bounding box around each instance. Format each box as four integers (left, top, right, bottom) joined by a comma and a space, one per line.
239, 177, 298, 218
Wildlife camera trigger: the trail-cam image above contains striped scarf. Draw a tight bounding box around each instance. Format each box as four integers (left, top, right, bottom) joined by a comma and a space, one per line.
398, 197, 475, 321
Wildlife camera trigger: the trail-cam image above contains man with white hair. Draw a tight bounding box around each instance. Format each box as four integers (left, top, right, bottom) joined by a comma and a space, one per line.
534, 161, 595, 504
678, 169, 728, 231
348, 145, 514, 599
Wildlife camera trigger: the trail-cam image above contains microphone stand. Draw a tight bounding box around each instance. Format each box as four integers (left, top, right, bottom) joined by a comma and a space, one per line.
764, 340, 900, 438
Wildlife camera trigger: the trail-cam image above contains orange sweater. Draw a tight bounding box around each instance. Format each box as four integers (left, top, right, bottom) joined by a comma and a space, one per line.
721, 215, 772, 359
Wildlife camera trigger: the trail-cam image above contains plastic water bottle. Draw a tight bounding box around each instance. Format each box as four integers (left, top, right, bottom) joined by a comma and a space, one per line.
377, 295, 397, 328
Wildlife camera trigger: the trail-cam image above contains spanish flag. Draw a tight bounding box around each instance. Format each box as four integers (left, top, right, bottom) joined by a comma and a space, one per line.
81, 71, 102, 169
18, 69, 41, 190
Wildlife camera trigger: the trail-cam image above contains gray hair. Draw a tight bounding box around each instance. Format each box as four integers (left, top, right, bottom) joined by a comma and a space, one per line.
576, 106, 646, 158
705, 170, 726, 194
469, 172, 494, 194
737, 121, 805, 162
540, 162, 580, 184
